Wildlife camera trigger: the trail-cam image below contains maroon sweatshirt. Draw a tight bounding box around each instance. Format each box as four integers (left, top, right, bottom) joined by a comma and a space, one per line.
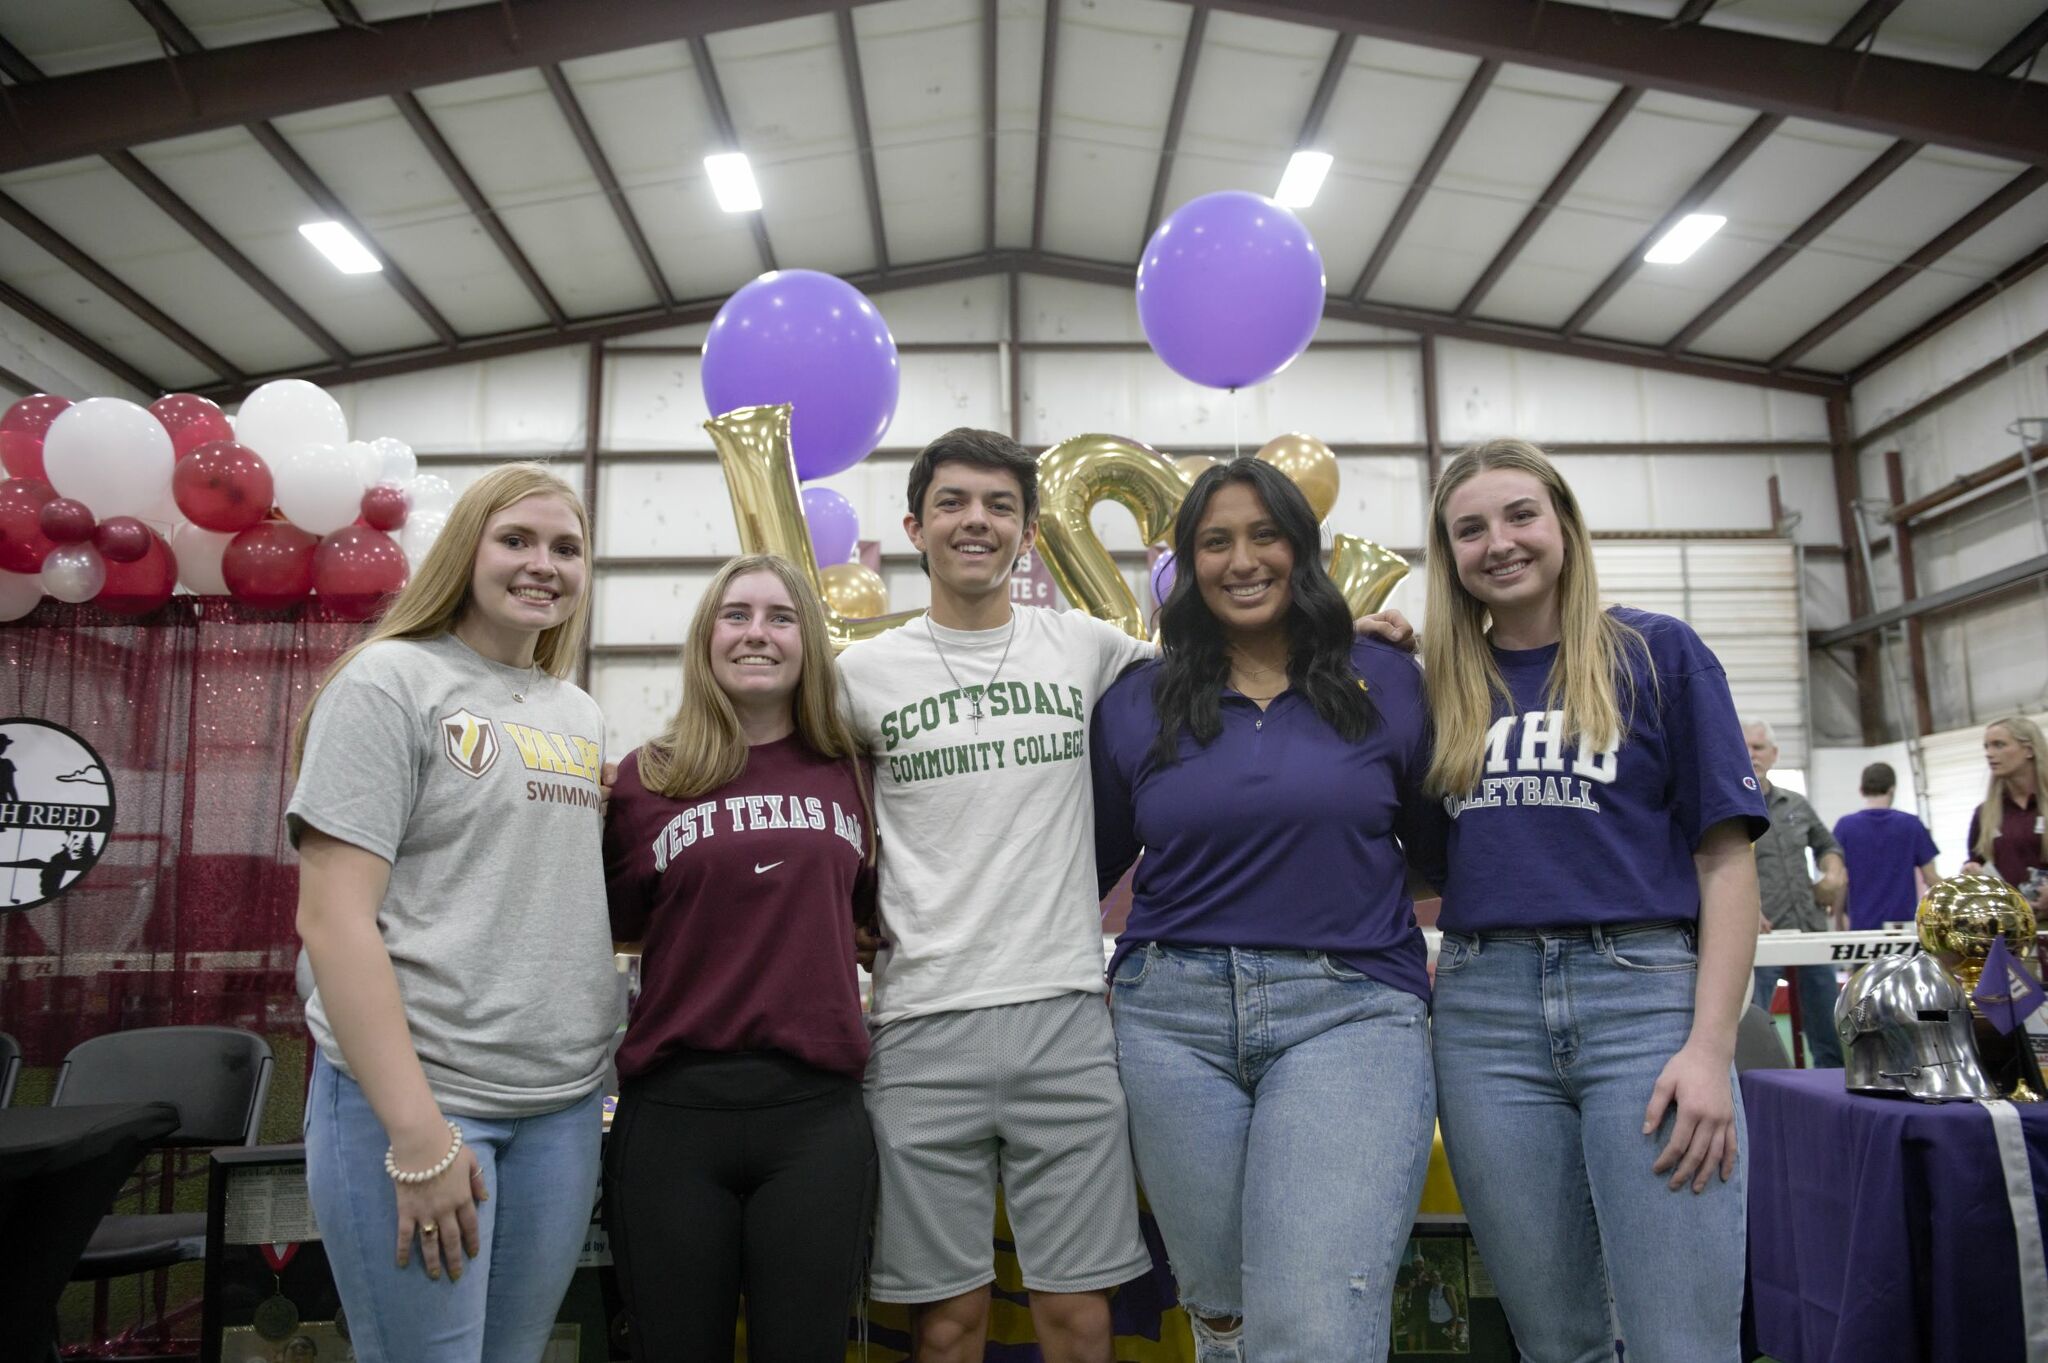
603, 737, 875, 1080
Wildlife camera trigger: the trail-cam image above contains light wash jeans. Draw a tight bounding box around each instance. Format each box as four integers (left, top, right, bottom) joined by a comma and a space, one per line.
1110, 944, 1435, 1363
1751, 963, 1845, 1067
1432, 922, 1747, 1363
304, 1051, 603, 1363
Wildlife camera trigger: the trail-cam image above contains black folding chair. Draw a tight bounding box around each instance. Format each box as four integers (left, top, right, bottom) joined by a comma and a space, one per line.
1735, 1003, 1794, 1072
0, 1032, 19, 1108
50, 1025, 274, 1279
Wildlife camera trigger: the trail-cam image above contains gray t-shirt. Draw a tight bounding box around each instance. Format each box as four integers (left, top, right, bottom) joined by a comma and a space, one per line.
287, 633, 621, 1118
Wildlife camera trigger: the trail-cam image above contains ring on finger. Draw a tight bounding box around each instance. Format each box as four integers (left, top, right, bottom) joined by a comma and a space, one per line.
422, 1222, 439, 1236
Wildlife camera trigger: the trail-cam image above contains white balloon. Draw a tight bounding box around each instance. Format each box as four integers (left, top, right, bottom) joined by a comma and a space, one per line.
400, 511, 448, 570
234, 379, 348, 466
342, 439, 381, 488
0, 569, 40, 621
41, 543, 106, 603
42, 397, 175, 520
274, 443, 369, 536
370, 436, 416, 487
405, 473, 455, 519
171, 521, 235, 595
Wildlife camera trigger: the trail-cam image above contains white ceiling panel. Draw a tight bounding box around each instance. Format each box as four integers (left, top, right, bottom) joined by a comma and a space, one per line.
128, 127, 439, 356
992, 0, 1048, 250
1037, 0, 1188, 261
1366, 64, 1622, 311
0, 218, 214, 389
269, 97, 553, 336
1580, 118, 1899, 345
0, 0, 161, 76
560, 43, 764, 301
1310, 39, 1487, 292
859, 0, 988, 261
705, 17, 876, 276
416, 69, 653, 319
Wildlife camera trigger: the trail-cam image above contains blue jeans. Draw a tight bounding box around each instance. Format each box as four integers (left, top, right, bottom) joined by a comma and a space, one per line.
1110, 944, 1435, 1363
1433, 923, 1746, 1363
1751, 964, 1845, 1067
304, 1051, 603, 1363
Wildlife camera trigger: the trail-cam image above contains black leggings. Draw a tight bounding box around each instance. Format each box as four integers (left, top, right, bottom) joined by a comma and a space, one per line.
601, 1051, 876, 1363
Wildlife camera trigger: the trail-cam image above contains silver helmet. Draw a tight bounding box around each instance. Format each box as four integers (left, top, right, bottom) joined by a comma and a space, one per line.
1835, 952, 1996, 1102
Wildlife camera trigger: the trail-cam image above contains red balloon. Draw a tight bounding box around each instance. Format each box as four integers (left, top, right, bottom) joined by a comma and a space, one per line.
94, 529, 177, 616
0, 477, 58, 573
94, 515, 152, 563
38, 496, 97, 545
223, 521, 318, 608
360, 483, 409, 532
150, 392, 233, 459
313, 526, 408, 621
0, 394, 72, 482
173, 440, 275, 533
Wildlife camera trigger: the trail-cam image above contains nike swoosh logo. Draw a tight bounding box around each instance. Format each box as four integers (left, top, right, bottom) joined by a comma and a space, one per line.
754, 861, 784, 874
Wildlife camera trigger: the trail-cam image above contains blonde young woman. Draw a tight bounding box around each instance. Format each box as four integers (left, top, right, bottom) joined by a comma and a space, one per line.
1419, 440, 1767, 1363
1961, 715, 2048, 906
290, 464, 619, 1363
600, 554, 877, 1363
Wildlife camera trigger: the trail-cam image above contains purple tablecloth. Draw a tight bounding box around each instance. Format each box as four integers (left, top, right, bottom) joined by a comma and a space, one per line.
1743, 1068, 2048, 1363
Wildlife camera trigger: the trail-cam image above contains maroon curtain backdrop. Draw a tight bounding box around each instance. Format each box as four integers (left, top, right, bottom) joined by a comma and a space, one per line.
1, 596, 366, 1090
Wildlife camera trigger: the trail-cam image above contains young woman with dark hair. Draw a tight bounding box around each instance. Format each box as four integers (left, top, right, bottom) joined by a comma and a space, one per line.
1090, 457, 1440, 1362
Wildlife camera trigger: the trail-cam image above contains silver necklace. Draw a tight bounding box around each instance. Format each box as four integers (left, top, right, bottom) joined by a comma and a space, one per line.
925, 614, 1016, 734
502, 661, 543, 705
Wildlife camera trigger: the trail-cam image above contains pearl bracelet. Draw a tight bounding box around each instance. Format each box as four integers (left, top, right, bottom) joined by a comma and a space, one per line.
384, 1121, 463, 1185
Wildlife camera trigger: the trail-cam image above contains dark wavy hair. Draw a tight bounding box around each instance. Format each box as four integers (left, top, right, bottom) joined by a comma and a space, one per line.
1149, 458, 1377, 768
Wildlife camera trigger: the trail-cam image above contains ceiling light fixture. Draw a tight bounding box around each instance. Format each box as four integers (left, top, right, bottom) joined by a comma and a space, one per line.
1274, 150, 1333, 209
705, 152, 763, 213
298, 221, 382, 274
1644, 213, 1727, 265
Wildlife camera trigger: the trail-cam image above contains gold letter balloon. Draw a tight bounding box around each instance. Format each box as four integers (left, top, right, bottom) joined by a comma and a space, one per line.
705, 404, 1407, 649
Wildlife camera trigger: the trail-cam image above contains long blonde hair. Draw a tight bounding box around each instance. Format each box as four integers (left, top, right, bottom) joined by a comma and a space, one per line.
1422, 439, 1646, 797
1975, 715, 2048, 865
637, 554, 873, 859
290, 463, 594, 774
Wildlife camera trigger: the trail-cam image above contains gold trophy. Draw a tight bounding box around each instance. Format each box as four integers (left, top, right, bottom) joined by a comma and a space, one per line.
1917, 874, 2043, 1101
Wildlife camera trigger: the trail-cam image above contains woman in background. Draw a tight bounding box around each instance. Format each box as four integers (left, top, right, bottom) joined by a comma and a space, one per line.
1961, 715, 2048, 907
602, 553, 877, 1363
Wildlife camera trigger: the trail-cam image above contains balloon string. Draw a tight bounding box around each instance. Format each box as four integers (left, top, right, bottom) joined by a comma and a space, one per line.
1230, 389, 1240, 459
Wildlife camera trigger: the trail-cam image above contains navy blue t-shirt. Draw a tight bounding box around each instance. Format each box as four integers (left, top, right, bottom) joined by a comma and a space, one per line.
1833, 807, 1938, 930
1436, 608, 1767, 933
1091, 637, 1435, 1002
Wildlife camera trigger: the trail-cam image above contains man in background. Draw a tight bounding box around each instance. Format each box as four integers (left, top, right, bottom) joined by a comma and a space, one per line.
1832, 762, 1940, 931
1746, 720, 1847, 1067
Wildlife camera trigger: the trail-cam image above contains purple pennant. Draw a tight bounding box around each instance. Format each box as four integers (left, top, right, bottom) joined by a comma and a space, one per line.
1973, 933, 2046, 1035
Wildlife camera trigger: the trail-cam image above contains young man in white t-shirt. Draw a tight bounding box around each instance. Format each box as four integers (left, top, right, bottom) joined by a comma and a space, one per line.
837, 428, 1155, 1362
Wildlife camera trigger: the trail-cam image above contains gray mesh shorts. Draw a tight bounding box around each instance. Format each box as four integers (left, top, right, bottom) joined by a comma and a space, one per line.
864, 991, 1153, 1303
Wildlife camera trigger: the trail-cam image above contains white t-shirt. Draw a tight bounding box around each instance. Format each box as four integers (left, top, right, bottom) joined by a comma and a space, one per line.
837, 606, 1152, 1025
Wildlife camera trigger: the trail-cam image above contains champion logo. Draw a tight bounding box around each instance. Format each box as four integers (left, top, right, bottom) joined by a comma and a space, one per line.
1742, 776, 1759, 791
754, 861, 784, 874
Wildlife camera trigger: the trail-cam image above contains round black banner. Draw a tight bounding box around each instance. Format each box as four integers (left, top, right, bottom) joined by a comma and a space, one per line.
0, 717, 115, 913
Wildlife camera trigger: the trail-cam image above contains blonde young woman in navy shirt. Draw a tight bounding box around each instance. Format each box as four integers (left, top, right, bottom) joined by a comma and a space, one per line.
1091, 459, 1439, 1363
1421, 439, 1767, 1363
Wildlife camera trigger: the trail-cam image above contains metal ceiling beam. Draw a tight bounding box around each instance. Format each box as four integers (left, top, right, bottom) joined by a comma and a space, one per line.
0, 31, 40, 83
122, 0, 459, 346
1295, 31, 1354, 149
686, 35, 776, 276
1029, 0, 1060, 252
0, 279, 162, 395
1, 0, 880, 174
1454, 0, 1712, 320
1196, 0, 2048, 166
1854, 321, 2048, 450
1813, 551, 2048, 647
1349, 59, 1498, 301
542, 64, 675, 308
1020, 250, 1844, 395
983, 0, 999, 253
1559, 0, 1901, 338
836, 10, 889, 271
1664, 8, 2047, 355
0, 189, 239, 382
1141, 6, 1206, 244
1848, 239, 2048, 384
1769, 166, 2048, 370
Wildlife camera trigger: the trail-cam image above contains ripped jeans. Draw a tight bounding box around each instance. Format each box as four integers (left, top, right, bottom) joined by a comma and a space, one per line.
1110, 944, 1435, 1363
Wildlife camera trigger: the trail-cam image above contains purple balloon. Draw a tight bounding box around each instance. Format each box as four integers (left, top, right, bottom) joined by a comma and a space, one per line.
801, 486, 860, 567
702, 270, 901, 481
1137, 191, 1326, 390
1150, 550, 1176, 607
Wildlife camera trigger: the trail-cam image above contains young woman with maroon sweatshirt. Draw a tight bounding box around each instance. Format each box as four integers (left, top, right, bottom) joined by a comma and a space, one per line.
600, 553, 878, 1363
